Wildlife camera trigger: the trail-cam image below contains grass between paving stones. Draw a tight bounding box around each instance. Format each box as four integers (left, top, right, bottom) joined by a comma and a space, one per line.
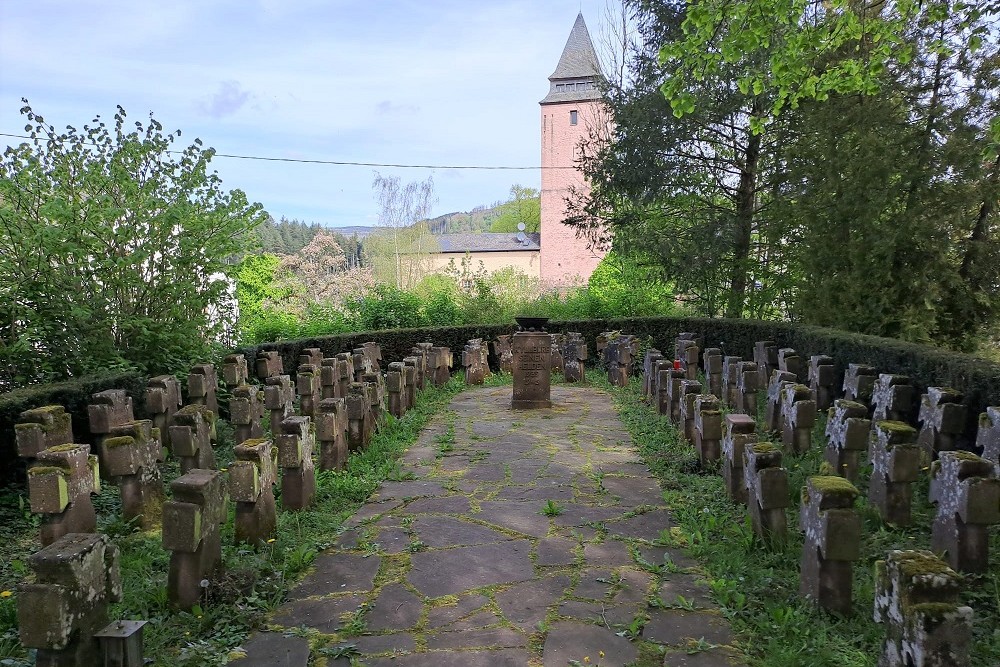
595, 371, 1000, 667
0, 376, 464, 667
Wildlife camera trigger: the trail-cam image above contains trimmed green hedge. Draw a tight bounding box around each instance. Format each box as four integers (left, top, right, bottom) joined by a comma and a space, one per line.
237, 316, 1000, 439
0, 371, 149, 485
4, 316, 999, 486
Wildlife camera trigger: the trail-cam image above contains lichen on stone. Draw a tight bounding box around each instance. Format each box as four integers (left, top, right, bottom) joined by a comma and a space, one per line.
103, 436, 135, 449
807, 475, 859, 501
752, 442, 779, 455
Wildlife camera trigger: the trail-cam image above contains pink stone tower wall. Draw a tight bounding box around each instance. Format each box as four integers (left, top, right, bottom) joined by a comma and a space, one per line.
539, 101, 606, 286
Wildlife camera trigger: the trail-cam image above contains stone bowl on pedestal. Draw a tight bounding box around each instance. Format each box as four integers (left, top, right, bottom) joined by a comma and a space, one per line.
515, 316, 550, 332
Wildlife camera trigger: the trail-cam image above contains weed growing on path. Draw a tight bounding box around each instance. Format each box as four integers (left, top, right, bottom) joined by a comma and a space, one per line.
541, 500, 565, 517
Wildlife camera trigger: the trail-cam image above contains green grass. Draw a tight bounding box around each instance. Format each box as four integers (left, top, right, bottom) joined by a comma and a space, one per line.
593, 370, 1000, 667
0, 376, 463, 666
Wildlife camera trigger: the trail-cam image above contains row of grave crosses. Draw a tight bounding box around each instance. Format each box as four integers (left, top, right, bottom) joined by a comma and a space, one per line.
12, 340, 459, 666
639, 334, 992, 665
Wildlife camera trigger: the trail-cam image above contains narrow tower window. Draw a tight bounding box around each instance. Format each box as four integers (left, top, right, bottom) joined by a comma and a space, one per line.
570, 110, 578, 125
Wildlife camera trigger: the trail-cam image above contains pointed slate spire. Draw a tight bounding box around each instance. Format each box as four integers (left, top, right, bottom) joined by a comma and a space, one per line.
541, 13, 602, 104
549, 13, 601, 80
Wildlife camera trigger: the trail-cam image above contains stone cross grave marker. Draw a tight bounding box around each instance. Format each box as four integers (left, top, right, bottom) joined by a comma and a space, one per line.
264, 375, 294, 438
872, 374, 916, 423
410, 343, 432, 389
187, 363, 219, 416
549, 333, 565, 372
874, 549, 972, 667
824, 399, 871, 482
677, 338, 699, 381
16, 405, 74, 462
363, 372, 384, 424
917, 387, 966, 460
661, 362, 686, 422
754, 340, 778, 388
722, 355, 742, 408
163, 469, 225, 610
563, 332, 587, 383
320, 358, 340, 400
678, 380, 703, 443
28, 443, 99, 547
363, 341, 382, 372
929, 450, 1000, 573
602, 334, 635, 387
799, 476, 862, 615
765, 370, 797, 435
735, 361, 759, 417
642, 348, 663, 399
843, 363, 877, 407
387, 362, 408, 417
316, 398, 349, 471
230, 383, 264, 446
88, 389, 135, 469
255, 350, 283, 381
694, 394, 722, 466
463, 339, 488, 385
278, 416, 316, 511
222, 354, 248, 388
744, 443, 788, 545
18, 533, 121, 667
101, 420, 164, 530
781, 383, 817, 455
723, 414, 756, 504
402, 359, 418, 410
145, 376, 182, 459
675, 332, 703, 361
777, 347, 803, 382
493, 334, 514, 374
352, 346, 375, 382
230, 438, 278, 546
976, 406, 1000, 473
869, 421, 921, 526
808, 355, 836, 411
703, 347, 723, 399
298, 347, 323, 370
431, 346, 453, 386
296, 363, 321, 418
335, 352, 354, 396
347, 382, 374, 450
168, 405, 217, 475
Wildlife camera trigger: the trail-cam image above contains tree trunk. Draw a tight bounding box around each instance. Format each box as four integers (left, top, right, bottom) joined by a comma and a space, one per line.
726, 126, 761, 318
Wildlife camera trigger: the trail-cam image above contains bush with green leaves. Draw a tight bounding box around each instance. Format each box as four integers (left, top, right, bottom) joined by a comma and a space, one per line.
0, 102, 267, 390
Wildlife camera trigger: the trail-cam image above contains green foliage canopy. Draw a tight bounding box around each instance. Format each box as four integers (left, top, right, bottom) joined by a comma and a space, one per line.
0, 102, 267, 389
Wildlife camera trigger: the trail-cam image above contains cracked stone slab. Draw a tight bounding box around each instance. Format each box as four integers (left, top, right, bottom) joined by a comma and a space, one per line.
352, 633, 417, 655
367, 583, 424, 631
289, 552, 381, 598
229, 632, 310, 666
412, 516, 511, 548
408, 540, 534, 597
542, 620, 638, 666
270, 594, 364, 633
495, 574, 572, 631
363, 649, 531, 666
536, 537, 577, 566
426, 627, 527, 649
606, 508, 673, 539
402, 495, 472, 514
644, 609, 734, 646
374, 480, 448, 499
475, 501, 553, 537
426, 593, 491, 629
662, 648, 747, 666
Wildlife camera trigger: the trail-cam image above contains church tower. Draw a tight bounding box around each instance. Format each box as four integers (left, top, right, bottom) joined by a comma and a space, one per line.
539, 13, 606, 286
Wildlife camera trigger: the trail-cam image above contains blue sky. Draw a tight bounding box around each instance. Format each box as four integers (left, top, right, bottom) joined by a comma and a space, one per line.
0, 0, 613, 228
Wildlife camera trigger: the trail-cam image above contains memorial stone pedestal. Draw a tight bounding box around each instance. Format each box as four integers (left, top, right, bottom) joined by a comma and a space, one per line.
512, 330, 552, 409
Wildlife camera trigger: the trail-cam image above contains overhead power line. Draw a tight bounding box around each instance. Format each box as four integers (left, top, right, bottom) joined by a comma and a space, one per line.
0, 132, 576, 170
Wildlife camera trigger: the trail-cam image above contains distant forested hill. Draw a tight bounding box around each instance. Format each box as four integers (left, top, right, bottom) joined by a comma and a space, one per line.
425, 206, 497, 235
254, 217, 363, 266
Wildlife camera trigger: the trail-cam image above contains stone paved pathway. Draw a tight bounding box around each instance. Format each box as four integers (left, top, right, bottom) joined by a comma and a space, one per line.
234, 386, 745, 666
